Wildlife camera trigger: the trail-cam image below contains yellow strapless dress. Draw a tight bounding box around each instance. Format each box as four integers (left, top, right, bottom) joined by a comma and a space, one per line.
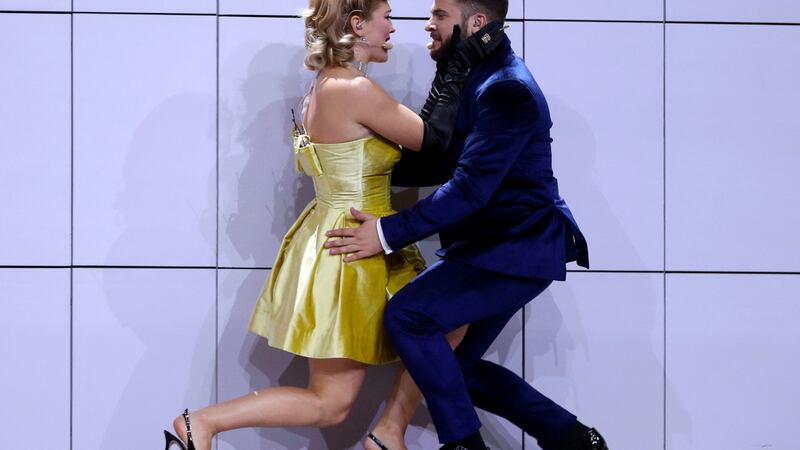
249, 133, 426, 365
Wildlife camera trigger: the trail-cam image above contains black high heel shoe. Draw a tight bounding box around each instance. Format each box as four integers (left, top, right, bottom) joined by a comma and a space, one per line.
367, 432, 390, 450
163, 409, 196, 450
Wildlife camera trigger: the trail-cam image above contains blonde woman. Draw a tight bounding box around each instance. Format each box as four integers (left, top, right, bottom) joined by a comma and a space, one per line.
163, 1, 503, 449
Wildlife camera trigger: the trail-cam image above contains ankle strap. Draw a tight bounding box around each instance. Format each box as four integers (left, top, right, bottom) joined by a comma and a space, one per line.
182, 409, 194, 444
368, 432, 389, 450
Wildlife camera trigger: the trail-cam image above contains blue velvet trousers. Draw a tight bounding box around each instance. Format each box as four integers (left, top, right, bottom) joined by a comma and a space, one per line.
384, 259, 576, 448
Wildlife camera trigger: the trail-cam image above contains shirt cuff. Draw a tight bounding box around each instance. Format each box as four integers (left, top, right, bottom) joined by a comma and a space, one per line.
376, 218, 394, 255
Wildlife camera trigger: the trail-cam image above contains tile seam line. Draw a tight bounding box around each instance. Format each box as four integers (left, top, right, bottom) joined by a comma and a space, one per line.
662, 2, 667, 449
567, 270, 800, 275
4, 11, 800, 27
69, 2, 75, 449
0, 265, 269, 270
215, 0, 221, 416
4, 266, 800, 275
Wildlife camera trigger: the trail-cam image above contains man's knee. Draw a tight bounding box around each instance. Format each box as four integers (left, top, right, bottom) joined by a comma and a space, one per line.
384, 294, 443, 338
456, 350, 479, 375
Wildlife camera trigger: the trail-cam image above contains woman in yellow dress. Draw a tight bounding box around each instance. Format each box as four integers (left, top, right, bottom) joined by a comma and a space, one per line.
163, 1, 503, 449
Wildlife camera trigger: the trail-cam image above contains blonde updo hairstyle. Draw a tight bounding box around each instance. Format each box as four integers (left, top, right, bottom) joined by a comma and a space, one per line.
303, 0, 386, 71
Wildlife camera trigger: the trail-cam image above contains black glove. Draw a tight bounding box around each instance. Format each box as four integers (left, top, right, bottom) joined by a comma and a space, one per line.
419, 26, 461, 121
418, 21, 506, 151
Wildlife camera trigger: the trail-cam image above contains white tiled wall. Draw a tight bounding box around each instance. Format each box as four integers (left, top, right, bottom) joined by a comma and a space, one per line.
219, 0, 308, 16
0, 0, 70, 11
0, 269, 70, 449
72, 268, 217, 450
666, 275, 800, 450
73, 0, 216, 14
73, 14, 217, 267
2, 2, 798, 450
666, 24, 800, 273
667, 0, 800, 23
525, 273, 664, 450
526, 0, 663, 21
0, 13, 71, 265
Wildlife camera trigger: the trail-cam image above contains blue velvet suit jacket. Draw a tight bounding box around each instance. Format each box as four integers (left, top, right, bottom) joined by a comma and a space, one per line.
383, 37, 588, 281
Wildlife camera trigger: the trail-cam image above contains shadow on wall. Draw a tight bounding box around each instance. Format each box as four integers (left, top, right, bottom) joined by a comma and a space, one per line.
524, 98, 690, 449
108, 93, 217, 264
526, 96, 600, 393
98, 93, 217, 450
222, 43, 315, 266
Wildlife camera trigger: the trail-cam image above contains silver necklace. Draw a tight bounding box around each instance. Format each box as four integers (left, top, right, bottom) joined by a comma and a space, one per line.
352, 60, 368, 76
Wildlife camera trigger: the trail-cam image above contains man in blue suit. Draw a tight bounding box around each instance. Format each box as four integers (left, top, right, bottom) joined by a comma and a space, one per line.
326, 1, 607, 449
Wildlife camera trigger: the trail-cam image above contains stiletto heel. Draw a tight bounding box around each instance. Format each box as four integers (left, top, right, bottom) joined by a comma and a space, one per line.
162, 409, 196, 450
163, 430, 187, 450
367, 432, 390, 450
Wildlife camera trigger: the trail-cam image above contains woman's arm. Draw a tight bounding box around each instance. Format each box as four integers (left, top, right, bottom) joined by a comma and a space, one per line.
352, 79, 426, 151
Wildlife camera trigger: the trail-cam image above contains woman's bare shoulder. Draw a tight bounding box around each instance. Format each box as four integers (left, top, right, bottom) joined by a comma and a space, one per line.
316, 68, 380, 100
306, 67, 380, 142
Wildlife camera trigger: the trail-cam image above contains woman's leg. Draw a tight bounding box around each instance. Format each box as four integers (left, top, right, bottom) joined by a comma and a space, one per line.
365, 326, 468, 450
173, 358, 367, 450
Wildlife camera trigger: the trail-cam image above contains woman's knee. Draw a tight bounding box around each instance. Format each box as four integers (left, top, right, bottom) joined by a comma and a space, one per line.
446, 325, 468, 349
307, 359, 365, 427
315, 394, 355, 427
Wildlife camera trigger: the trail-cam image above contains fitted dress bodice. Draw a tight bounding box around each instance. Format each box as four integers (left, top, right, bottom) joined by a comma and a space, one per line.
305, 135, 401, 214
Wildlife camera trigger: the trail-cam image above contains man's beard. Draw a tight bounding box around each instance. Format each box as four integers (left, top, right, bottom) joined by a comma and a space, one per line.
430, 19, 469, 62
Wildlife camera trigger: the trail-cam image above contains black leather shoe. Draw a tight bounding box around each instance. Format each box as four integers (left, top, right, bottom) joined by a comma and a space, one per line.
437, 445, 489, 450
582, 428, 608, 450
438, 431, 490, 450
559, 423, 609, 450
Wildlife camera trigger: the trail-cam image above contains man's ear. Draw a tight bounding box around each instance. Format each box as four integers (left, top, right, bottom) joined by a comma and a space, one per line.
467, 13, 488, 35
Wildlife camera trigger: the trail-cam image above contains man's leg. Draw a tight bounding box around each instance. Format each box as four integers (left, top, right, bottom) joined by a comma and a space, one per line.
455, 312, 576, 450
383, 259, 556, 444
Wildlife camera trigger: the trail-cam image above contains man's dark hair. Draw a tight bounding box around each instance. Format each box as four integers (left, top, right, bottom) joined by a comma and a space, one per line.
458, 0, 508, 23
